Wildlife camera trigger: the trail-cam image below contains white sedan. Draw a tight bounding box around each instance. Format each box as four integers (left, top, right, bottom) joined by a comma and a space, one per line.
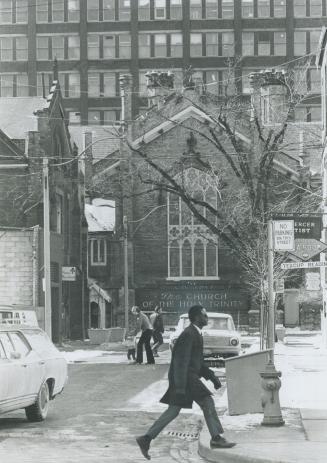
170, 312, 241, 359
0, 325, 67, 421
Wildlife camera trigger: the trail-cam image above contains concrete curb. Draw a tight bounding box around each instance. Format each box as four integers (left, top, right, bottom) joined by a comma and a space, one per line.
198, 428, 327, 463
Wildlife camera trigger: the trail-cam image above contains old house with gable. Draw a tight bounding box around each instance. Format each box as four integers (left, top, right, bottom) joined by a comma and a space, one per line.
84, 69, 322, 331
0, 65, 86, 341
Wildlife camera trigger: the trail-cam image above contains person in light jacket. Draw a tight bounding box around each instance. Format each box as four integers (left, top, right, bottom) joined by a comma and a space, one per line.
131, 306, 155, 365
135, 304, 236, 459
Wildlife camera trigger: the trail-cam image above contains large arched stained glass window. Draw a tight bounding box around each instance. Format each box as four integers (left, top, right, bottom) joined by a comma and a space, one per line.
167, 168, 219, 280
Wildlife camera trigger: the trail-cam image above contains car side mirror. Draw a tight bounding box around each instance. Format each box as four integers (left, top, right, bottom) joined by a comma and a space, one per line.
10, 351, 21, 360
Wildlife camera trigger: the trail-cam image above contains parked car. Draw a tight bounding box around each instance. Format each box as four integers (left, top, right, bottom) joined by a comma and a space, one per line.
0, 324, 67, 421
0, 306, 38, 326
169, 312, 241, 359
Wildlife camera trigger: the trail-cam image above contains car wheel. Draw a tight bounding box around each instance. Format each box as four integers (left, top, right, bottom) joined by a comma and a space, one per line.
25, 381, 50, 422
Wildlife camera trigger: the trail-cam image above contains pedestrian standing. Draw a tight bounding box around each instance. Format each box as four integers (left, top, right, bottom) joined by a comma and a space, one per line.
136, 304, 236, 460
150, 306, 164, 357
131, 306, 155, 365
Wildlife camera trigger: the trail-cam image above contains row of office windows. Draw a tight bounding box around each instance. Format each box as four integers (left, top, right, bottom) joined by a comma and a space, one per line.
0, 66, 320, 100
0, 29, 321, 62
68, 109, 121, 125
1, 0, 326, 25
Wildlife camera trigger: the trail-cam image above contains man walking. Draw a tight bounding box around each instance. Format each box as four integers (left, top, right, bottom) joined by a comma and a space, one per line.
136, 304, 235, 459
150, 306, 164, 357
131, 306, 155, 365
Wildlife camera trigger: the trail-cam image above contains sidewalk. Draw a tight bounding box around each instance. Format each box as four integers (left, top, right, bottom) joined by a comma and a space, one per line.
199, 331, 327, 463
199, 408, 327, 463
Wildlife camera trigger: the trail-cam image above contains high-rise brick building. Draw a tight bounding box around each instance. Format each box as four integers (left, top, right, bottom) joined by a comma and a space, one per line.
0, 0, 324, 125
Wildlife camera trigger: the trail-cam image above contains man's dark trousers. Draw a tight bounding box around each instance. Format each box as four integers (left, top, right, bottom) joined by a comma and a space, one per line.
137, 329, 155, 364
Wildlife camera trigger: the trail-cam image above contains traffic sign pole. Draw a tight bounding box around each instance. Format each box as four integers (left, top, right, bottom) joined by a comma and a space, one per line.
267, 220, 275, 361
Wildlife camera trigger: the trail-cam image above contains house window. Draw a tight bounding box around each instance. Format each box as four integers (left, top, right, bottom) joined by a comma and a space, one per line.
0, 37, 13, 61
88, 110, 101, 124
68, 111, 81, 124
119, 34, 131, 58
242, 0, 254, 17
274, 0, 286, 17
274, 32, 286, 55
206, 0, 218, 18
36, 0, 48, 22
138, 0, 150, 19
104, 0, 115, 20
309, 68, 320, 93
139, 34, 151, 58
258, 32, 271, 56
190, 0, 202, 19
88, 35, 100, 58
170, 0, 182, 19
205, 70, 235, 96
52, 36, 65, 59
154, 34, 167, 57
103, 72, 116, 96
16, 74, 28, 96
154, 0, 166, 19
242, 32, 254, 55
294, 0, 306, 16
68, 36, 80, 59
91, 239, 107, 265
118, 0, 130, 20
309, 106, 321, 121
294, 31, 306, 56
170, 33, 183, 57
310, 0, 322, 16
103, 35, 115, 58
222, 32, 234, 56
190, 33, 202, 57
68, 0, 80, 21
88, 72, 100, 97
206, 33, 218, 56
15, 36, 28, 60
222, 0, 234, 18
66, 73, 80, 97
0, 74, 13, 96
88, 0, 99, 20
167, 168, 218, 280
0, 0, 12, 23
104, 110, 117, 124
258, 0, 270, 17
52, 0, 64, 21
294, 106, 307, 121
16, 0, 28, 23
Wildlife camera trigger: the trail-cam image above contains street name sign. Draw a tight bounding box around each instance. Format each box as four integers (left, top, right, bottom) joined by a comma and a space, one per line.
273, 213, 322, 240
281, 261, 327, 270
288, 239, 327, 261
273, 220, 295, 251
62, 266, 77, 281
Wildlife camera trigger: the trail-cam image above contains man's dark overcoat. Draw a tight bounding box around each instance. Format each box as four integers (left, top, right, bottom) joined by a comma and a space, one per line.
160, 324, 216, 408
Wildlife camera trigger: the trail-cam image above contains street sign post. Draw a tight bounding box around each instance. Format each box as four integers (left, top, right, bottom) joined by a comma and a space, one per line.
281, 261, 327, 270
272, 220, 295, 251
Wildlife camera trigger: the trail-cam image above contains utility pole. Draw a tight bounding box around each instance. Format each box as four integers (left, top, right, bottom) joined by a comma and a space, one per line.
43, 158, 52, 338
123, 215, 129, 333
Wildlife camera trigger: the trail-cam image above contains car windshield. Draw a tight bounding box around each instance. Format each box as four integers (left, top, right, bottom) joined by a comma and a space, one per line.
182, 317, 234, 330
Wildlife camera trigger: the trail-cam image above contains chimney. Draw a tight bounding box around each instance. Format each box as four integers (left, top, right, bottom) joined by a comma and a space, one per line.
145, 70, 174, 108
119, 73, 133, 127
250, 69, 288, 124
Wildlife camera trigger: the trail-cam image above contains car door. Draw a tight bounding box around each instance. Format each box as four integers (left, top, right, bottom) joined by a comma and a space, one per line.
8, 332, 45, 399
0, 332, 26, 411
